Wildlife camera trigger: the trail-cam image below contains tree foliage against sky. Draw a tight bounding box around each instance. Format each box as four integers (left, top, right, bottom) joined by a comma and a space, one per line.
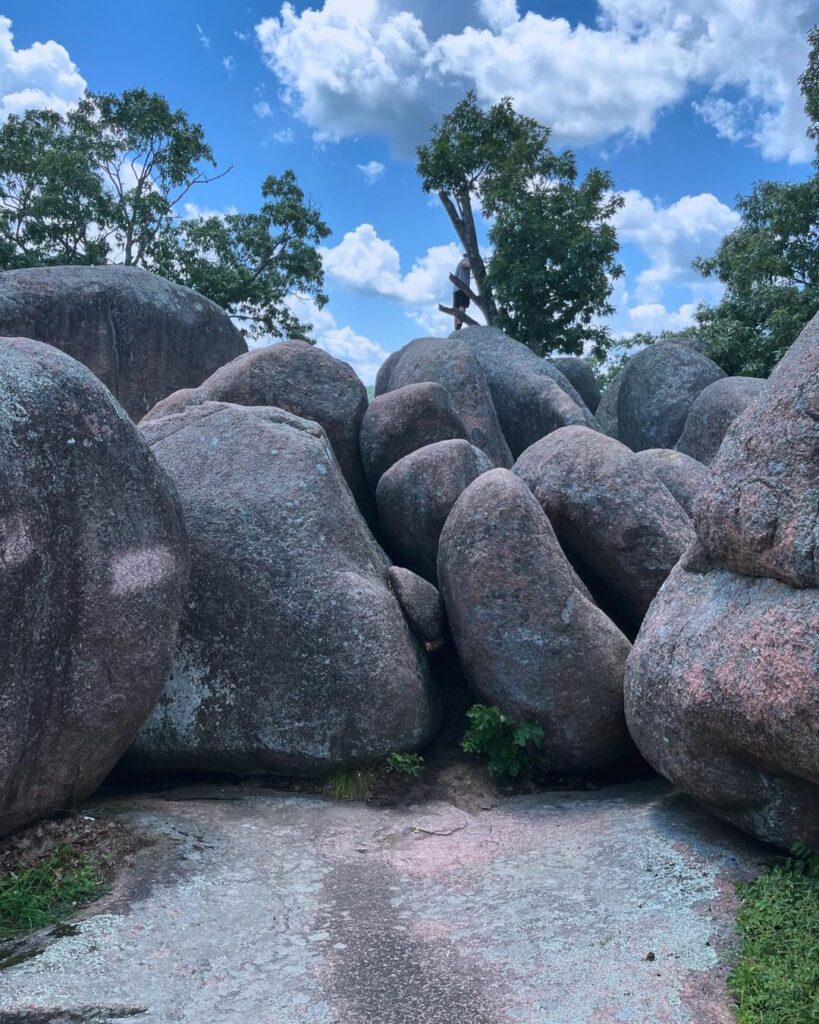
0, 88, 329, 340
416, 92, 624, 358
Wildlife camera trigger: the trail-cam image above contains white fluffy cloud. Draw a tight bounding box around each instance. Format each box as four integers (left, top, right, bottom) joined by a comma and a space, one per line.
615, 189, 739, 304
256, 0, 813, 161
357, 159, 386, 184
0, 16, 85, 123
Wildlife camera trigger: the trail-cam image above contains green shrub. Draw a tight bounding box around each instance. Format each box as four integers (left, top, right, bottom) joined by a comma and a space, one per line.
385, 753, 424, 777
729, 843, 819, 1023
325, 764, 377, 801
0, 844, 106, 939
460, 704, 544, 783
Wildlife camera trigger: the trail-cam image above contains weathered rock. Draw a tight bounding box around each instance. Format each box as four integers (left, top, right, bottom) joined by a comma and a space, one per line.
438, 469, 632, 772
359, 382, 468, 490
143, 341, 372, 518
616, 342, 725, 451
514, 426, 695, 637
675, 376, 766, 465
595, 372, 624, 439
0, 337, 188, 836
695, 312, 819, 587
388, 566, 445, 648
0, 265, 246, 420
625, 558, 819, 850
634, 449, 712, 518
451, 326, 598, 456
376, 336, 512, 467
376, 440, 493, 583
127, 401, 436, 776
551, 355, 601, 412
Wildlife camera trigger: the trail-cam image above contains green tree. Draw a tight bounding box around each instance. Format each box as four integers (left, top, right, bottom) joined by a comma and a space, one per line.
692, 26, 819, 377
0, 89, 329, 340
416, 92, 623, 358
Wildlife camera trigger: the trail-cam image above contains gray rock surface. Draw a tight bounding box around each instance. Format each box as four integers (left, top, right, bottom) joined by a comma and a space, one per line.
0, 337, 188, 837
126, 401, 437, 776
625, 558, 819, 850
376, 439, 493, 583
388, 566, 445, 648
694, 311, 819, 588
634, 448, 712, 518
0, 265, 246, 419
551, 355, 602, 412
360, 382, 467, 490
439, 469, 633, 772
616, 342, 726, 451
376, 336, 512, 467
595, 371, 624, 439
514, 426, 695, 637
143, 340, 372, 519
451, 325, 598, 456
675, 376, 766, 465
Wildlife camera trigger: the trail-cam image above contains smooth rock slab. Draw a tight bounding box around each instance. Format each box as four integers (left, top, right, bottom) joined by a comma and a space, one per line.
0, 782, 766, 1024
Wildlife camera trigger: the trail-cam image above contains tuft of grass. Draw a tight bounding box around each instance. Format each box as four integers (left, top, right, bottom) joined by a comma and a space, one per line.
0, 844, 107, 939
325, 765, 377, 801
729, 842, 819, 1023
460, 704, 544, 783
385, 753, 424, 777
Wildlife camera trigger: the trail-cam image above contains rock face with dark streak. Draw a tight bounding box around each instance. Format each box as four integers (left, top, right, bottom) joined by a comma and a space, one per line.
595, 372, 624, 439
675, 376, 766, 465
634, 449, 712, 518
615, 342, 725, 451
694, 315, 819, 588
142, 341, 372, 520
450, 326, 598, 456
0, 265, 246, 419
438, 469, 632, 772
551, 355, 601, 412
514, 426, 695, 637
376, 439, 493, 583
376, 336, 512, 467
359, 382, 468, 490
127, 401, 437, 776
0, 337, 189, 837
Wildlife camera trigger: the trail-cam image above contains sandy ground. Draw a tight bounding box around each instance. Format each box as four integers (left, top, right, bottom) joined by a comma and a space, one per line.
0, 779, 769, 1024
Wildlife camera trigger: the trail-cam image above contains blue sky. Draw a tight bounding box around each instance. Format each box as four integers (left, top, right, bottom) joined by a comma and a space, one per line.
1, 0, 815, 381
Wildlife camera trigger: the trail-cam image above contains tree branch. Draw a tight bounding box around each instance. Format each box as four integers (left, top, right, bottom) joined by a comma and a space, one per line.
438, 303, 479, 326
448, 272, 483, 306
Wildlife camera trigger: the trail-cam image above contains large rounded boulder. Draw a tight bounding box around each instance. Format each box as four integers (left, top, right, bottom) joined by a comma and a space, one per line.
126, 402, 437, 776
359, 382, 467, 490
376, 439, 493, 583
616, 342, 725, 451
625, 557, 819, 849
376, 336, 512, 467
694, 312, 819, 588
438, 470, 632, 772
634, 448, 712, 518
451, 326, 598, 456
551, 355, 601, 412
514, 426, 695, 637
0, 266, 246, 420
0, 338, 189, 836
143, 341, 371, 519
675, 376, 766, 465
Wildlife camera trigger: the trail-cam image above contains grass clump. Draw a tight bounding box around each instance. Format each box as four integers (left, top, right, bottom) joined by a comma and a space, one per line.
729, 842, 819, 1023
385, 753, 424, 777
0, 844, 107, 939
460, 704, 544, 783
325, 764, 378, 801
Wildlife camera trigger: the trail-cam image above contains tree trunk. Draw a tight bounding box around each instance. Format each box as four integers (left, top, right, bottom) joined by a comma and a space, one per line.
437, 188, 497, 325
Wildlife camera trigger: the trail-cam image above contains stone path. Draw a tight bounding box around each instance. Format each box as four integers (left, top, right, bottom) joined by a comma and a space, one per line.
0, 780, 768, 1024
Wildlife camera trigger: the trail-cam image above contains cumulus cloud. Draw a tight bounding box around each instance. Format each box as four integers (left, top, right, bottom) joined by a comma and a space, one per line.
357, 159, 386, 184
255, 0, 813, 161
222, 55, 236, 73
614, 189, 740, 303
0, 16, 86, 123
254, 99, 273, 118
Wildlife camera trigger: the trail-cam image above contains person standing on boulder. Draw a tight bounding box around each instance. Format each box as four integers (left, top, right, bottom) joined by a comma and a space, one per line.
452, 254, 471, 329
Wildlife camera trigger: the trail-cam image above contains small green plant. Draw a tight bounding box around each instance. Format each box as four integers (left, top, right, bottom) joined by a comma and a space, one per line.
325, 764, 377, 801
385, 753, 424, 777
729, 842, 819, 1023
460, 704, 544, 783
0, 844, 106, 939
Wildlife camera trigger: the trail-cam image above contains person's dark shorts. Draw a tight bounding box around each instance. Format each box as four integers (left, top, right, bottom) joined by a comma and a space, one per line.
453, 289, 470, 309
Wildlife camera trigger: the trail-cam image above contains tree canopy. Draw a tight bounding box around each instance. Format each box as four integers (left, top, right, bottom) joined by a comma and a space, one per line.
416, 92, 623, 358
0, 88, 329, 340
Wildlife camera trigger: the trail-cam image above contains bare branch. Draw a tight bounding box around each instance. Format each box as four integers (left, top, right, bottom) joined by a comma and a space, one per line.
438, 303, 479, 327
448, 272, 483, 306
